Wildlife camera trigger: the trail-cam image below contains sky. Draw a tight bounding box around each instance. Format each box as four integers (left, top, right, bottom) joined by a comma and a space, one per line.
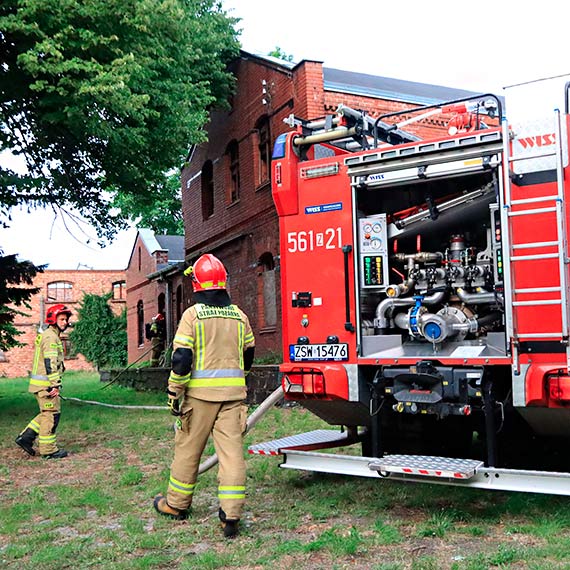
2, 0, 569, 269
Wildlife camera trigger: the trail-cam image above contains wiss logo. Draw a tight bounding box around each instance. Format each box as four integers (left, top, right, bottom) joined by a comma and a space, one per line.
517, 133, 556, 150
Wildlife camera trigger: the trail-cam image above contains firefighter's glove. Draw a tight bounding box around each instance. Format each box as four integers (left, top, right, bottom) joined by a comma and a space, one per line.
167, 397, 181, 417
166, 390, 180, 416
46, 387, 60, 398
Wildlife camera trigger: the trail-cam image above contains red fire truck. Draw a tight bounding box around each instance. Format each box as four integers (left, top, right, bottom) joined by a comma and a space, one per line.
249, 74, 570, 495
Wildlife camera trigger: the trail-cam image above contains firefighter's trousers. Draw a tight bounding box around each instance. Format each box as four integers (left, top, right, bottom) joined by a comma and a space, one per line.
150, 338, 165, 367
167, 397, 247, 520
20, 391, 61, 455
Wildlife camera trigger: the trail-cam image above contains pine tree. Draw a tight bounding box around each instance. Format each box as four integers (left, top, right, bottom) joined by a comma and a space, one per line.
0, 252, 43, 350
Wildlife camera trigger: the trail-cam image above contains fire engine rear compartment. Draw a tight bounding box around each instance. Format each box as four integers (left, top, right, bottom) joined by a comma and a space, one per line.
261, 79, 570, 494
354, 161, 506, 361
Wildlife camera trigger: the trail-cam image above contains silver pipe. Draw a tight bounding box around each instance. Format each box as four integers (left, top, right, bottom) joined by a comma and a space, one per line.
450, 319, 479, 334
375, 297, 415, 329
394, 312, 409, 329
393, 252, 443, 263
375, 290, 446, 329
456, 287, 502, 305
292, 126, 358, 146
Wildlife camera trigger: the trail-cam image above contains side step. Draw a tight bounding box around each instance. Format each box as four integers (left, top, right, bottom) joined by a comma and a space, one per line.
248, 429, 354, 455
249, 431, 570, 495
371, 455, 483, 479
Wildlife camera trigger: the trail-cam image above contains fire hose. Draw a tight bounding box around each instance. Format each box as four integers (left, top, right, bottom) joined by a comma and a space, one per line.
62, 386, 284, 473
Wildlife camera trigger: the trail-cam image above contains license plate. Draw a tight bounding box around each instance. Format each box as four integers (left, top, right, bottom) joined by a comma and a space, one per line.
289, 343, 349, 362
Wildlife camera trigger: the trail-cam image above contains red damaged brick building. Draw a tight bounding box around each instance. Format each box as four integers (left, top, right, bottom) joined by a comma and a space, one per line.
0, 269, 126, 378
179, 50, 477, 359
125, 229, 185, 364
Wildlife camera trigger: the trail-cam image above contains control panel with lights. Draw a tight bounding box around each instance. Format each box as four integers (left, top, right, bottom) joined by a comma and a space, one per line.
358, 215, 389, 289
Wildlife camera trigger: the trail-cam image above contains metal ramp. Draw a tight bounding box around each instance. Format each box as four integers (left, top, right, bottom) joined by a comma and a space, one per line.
500, 110, 570, 368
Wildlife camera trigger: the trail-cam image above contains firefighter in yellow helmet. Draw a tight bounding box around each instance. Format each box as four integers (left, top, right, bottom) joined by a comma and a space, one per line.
153, 254, 255, 538
15, 304, 71, 459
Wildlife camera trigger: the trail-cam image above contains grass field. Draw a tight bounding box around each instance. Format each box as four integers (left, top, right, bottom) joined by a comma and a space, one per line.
2, 372, 570, 569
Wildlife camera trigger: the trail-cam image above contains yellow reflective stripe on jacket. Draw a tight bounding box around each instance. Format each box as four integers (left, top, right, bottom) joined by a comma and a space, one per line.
218, 485, 246, 500
27, 420, 40, 433
168, 371, 191, 385
188, 377, 245, 388
168, 476, 195, 496
174, 333, 194, 348
195, 321, 205, 371
32, 334, 42, 374
30, 378, 51, 388
244, 332, 254, 344
238, 321, 244, 369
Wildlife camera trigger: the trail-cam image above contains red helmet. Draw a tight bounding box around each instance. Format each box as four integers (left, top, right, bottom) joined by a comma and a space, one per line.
154, 313, 165, 321
45, 304, 72, 325
189, 254, 227, 293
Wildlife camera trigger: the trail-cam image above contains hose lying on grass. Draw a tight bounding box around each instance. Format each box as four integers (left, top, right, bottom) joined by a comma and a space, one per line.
63, 386, 285, 474
62, 397, 167, 410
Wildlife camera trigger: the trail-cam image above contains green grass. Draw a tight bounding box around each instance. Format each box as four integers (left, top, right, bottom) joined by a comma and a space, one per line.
3, 372, 570, 569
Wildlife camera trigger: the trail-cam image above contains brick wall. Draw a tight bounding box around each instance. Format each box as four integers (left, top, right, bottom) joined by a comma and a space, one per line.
126, 233, 166, 364
180, 53, 458, 359
0, 269, 126, 378
180, 55, 297, 358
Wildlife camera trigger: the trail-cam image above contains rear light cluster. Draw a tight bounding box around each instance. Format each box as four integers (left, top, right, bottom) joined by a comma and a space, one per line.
548, 374, 570, 402
283, 368, 327, 396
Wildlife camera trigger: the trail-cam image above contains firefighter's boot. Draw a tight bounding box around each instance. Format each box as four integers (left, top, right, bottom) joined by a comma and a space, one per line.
153, 494, 189, 520
219, 508, 239, 539
42, 449, 68, 460
15, 428, 37, 456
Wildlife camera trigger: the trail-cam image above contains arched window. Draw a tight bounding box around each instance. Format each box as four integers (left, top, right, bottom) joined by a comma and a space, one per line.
226, 140, 240, 203
157, 292, 165, 315
137, 300, 145, 347
255, 116, 271, 187
258, 252, 276, 329
201, 160, 214, 220
47, 281, 73, 302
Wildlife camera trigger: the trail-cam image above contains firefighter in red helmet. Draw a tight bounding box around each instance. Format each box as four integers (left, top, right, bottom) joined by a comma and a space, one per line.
15, 304, 71, 459
153, 254, 255, 538
148, 312, 166, 367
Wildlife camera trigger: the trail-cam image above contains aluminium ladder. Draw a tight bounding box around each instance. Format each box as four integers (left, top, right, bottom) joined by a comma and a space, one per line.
500, 110, 570, 370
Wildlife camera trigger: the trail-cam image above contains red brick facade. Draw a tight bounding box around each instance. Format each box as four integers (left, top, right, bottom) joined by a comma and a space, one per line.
125, 231, 187, 364
180, 52, 464, 358
0, 269, 126, 378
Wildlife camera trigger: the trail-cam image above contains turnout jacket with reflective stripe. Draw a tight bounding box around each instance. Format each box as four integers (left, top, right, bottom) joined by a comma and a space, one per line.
28, 326, 64, 393
169, 303, 255, 402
